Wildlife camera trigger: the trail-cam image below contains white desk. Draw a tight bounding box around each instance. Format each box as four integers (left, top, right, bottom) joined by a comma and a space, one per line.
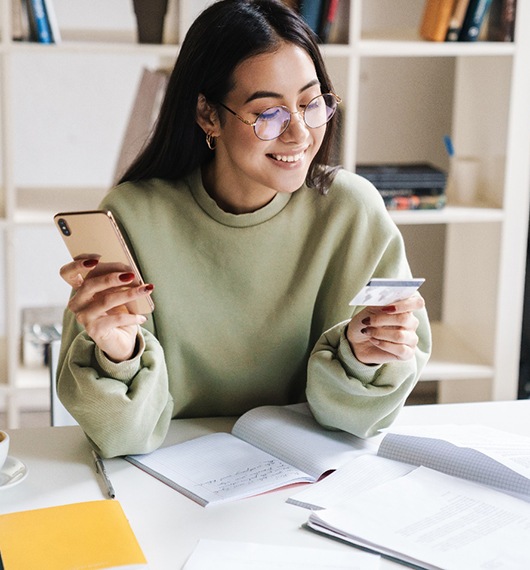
3, 400, 530, 569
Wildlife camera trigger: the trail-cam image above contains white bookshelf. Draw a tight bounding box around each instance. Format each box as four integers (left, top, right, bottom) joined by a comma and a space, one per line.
1, 0, 529, 426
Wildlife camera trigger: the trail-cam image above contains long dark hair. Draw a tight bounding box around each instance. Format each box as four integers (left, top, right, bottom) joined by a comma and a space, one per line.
119, 0, 340, 193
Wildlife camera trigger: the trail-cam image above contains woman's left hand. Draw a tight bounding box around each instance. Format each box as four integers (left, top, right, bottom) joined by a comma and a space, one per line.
346, 294, 425, 365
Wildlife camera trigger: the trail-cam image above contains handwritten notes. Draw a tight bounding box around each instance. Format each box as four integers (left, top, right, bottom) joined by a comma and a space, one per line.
126, 403, 373, 507
128, 433, 313, 506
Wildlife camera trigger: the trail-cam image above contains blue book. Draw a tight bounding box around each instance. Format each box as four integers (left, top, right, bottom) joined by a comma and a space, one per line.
27, 0, 53, 44
459, 0, 494, 41
298, 0, 325, 35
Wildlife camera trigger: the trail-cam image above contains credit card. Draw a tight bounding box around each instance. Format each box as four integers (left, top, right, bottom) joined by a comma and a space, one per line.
349, 278, 425, 306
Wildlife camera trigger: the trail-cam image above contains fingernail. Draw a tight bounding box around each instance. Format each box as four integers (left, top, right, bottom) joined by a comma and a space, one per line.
361, 328, 369, 335
138, 316, 147, 324
381, 305, 396, 313
83, 259, 98, 268
119, 272, 135, 282
142, 284, 154, 293
362, 317, 371, 325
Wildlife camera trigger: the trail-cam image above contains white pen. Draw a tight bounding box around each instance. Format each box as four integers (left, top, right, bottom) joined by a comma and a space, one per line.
92, 449, 116, 499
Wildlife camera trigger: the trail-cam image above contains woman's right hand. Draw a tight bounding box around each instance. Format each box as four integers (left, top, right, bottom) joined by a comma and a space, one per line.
59, 257, 154, 362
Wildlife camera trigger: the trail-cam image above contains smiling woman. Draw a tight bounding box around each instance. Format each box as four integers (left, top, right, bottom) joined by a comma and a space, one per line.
56, 0, 431, 459
196, 43, 331, 212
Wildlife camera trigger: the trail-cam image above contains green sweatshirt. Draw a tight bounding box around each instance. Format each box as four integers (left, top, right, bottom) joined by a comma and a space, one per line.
57, 168, 431, 457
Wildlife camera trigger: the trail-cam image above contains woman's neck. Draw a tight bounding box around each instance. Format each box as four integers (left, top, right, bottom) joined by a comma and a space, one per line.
200, 162, 277, 215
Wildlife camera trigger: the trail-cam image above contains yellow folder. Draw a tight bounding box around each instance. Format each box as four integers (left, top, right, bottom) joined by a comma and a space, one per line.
0, 500, 146, 569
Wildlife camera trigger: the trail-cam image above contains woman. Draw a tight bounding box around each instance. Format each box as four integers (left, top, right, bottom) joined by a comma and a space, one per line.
58, 0, 431, 458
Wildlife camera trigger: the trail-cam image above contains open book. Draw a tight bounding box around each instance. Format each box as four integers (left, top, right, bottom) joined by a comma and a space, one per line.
293, 425, 530, 569
126, 403, 375, 507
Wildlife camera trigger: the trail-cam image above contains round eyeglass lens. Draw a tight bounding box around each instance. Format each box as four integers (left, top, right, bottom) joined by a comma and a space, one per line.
254, 108, 291, 140
304, 93, 337, 128
253, 94, 338, 140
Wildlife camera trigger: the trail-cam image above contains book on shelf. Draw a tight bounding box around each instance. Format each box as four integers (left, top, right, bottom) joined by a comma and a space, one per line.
486, 0, 517, 41
459, 0, 494, 40
356, 162, 447, 186
298, 0, 325, 36
356, 162, 447, 211
383, 193, 446, 211
297, 424, 530, 568
325, 0, 349, 44
318, 0, 340, 43
113, 67, 170, 185
420, 0, 458, 41
0, 500, 147, 569
12, 0, 28, 40
126, 403, 375, 507
26, 0, 53, 43
446, 0, 472, 40
43, 0, 61, 43
282, 0, 347, 44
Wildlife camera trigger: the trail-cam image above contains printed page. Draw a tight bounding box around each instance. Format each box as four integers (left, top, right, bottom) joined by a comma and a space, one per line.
378, 424, 530, 499
288, 454, 415, 510
232, 403, 377, 479
308, 467, 530, 570
127, 432, 314, 507
183, 539, 380, 570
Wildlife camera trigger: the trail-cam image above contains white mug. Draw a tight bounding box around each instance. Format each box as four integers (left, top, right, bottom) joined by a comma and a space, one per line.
0, 430, 10, 470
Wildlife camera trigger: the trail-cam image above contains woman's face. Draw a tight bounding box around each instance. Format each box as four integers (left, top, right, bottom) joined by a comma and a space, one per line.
205, 42, 326, 213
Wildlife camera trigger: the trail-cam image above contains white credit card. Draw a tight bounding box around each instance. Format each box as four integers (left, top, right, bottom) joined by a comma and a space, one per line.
349, 278, 425, 306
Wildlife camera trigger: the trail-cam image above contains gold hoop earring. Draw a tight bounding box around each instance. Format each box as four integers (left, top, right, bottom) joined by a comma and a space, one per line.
206, 133, 217, 150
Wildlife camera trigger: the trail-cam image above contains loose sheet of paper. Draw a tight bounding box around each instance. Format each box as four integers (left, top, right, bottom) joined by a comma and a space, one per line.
384, 424, 530, 475
379, 424, 530, 499
308, 467, 530, 570
288, 454, 414, 510
182, 539, 380, 570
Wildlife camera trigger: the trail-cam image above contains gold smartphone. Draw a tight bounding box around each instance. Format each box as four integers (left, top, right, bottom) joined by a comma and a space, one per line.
54, 209, 154, 314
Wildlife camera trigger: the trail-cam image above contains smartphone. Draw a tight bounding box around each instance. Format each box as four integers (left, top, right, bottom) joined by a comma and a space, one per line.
54, 209, 154, 314
349, 278, 425, 307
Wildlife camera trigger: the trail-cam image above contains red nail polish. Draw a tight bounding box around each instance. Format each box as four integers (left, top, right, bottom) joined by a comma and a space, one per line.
362, 317, 371, 325
381, 305, 396, 313
143, 284, 154, 292
119, 272, 135, 282
83, 259, 98, 268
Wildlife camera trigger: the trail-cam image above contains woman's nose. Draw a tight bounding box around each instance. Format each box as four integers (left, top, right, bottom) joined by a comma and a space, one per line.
280, 110, 308, 141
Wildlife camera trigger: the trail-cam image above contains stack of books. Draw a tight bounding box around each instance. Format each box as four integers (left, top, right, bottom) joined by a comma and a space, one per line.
356, 162, 447, 211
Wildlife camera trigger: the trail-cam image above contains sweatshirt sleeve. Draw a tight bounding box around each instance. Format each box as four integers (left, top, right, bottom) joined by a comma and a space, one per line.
306, 307, 431, 439
56, 309, 174, 458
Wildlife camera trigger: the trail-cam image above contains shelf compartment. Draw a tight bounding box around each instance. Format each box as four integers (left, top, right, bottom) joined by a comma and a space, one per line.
420, 322, 493, 382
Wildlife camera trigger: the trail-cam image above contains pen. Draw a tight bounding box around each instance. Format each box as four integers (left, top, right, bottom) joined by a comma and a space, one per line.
443, 134, 454, 158
92, 449, 116, 499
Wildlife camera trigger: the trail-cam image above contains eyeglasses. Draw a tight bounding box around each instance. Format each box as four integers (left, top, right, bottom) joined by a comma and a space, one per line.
218, 92, 341, 141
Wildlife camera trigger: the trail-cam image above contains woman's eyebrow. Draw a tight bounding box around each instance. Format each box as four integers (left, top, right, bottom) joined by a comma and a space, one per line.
243, 79, 320, 104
